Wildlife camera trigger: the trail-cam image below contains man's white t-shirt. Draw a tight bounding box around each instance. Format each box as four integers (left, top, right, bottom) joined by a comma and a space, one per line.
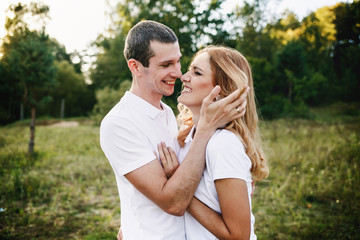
100, 91, 185, 240
179, 127, 256, 240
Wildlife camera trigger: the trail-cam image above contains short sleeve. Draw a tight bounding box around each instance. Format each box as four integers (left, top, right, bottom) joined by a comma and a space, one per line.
206, 130, 252, 182
100, 116, 156, 176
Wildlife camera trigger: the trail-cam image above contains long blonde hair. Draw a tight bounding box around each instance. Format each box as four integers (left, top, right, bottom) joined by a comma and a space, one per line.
177, 45, 269, 181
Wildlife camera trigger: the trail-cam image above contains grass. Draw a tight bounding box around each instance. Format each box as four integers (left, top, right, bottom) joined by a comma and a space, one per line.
0, 124, 120, 239
0, 107, 359, 239
254, 118, 360, 239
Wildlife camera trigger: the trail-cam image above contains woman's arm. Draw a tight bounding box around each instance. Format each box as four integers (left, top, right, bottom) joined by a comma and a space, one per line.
187, 178, 251, 240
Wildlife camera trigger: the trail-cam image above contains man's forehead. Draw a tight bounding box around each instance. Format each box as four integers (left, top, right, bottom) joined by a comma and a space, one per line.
150, 41, 182, 61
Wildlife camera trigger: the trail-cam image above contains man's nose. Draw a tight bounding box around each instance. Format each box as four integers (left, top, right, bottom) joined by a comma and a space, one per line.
170, 62, 182, 78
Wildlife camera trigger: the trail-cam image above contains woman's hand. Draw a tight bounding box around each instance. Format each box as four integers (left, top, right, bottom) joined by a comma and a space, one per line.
157, 142, 179, 179
198, 86, 249, 133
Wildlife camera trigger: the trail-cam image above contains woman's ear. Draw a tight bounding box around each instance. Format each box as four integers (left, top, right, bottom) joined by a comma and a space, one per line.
128, 59, 142, 78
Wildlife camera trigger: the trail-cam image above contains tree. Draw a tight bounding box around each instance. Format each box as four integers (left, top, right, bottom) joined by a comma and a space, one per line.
234, 0, 279, 59
6, 31, 57, 154
2, 2, 57, 155
332, 0, 360, 102
90, 34, 130, 90
46, 60, 95, 117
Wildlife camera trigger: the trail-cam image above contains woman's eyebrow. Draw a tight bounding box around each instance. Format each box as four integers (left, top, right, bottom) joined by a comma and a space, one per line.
193, 66, 204, 72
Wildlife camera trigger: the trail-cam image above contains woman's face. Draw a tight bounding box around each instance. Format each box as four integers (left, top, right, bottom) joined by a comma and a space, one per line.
177, 52, 215, 112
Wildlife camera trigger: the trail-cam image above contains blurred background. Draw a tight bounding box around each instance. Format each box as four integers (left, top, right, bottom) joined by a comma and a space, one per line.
0, 0, 359, 239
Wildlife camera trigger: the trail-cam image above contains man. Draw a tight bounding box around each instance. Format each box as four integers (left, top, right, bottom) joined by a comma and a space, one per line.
100, 20, 247, 240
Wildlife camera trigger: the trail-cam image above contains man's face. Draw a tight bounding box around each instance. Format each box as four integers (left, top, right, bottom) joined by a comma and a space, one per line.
142, 41, 182, 98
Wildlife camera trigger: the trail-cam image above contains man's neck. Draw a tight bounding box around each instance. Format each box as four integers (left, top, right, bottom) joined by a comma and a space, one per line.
129, 86, 163, 110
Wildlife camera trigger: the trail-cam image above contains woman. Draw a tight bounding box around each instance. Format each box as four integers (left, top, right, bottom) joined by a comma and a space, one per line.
159, 45, 269, 239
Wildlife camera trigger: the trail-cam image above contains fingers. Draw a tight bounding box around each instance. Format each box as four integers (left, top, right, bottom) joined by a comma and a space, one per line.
218, 88, 241, 105
157, 143, 167, 165
235, 87, 249, 117
233, 107, 246, 119
168, 147, 178, 166
162, 142, 172, 162
157, 142, 178, 166
203, 85, 221, 105
230, 96, 247, 119
218, 87, 248, 122
238, 96, 247, 113
157, 142, 179, 179
222, 87, 249, 114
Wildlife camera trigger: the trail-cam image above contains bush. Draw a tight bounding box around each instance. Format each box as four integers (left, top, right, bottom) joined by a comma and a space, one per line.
91, 80, 131, 124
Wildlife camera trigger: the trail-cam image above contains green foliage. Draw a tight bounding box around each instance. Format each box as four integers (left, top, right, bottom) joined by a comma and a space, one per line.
333, 1, 360, 46
5, 31, 57, 108
332, 44, 360, 102
90, 34, 130, 90
235, 0, 279, 59
91, 80, 131, 124
0, 61, 23, 124
39, 60, 95, 117
1, 2, 57, 111
4, 2, 50, 36
0, 1, 91, 125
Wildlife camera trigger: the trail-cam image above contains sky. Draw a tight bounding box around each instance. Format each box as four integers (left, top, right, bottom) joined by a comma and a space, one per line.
0, 0, 351, 57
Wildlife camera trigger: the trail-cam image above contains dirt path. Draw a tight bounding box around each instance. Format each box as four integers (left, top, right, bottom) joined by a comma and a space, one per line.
49, 121, 79, 127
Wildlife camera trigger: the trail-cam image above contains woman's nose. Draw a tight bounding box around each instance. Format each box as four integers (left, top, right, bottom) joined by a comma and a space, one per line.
181, 72, 190, 82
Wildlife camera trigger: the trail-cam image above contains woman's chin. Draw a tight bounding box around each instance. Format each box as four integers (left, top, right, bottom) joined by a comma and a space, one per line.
177, 95, 185, 104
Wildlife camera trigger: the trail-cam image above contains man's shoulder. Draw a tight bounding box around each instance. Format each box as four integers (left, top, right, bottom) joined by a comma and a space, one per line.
100, 99, 136, 130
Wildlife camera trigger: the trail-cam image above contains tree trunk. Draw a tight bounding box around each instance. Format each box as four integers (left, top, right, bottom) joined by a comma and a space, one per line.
28, 106, 36, 155
288, 83, 292, 104
60, 98, 65, 119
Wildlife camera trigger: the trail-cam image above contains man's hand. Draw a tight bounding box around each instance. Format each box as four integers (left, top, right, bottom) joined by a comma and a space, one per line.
158, 142, 179, 179
198, 86, 249, 133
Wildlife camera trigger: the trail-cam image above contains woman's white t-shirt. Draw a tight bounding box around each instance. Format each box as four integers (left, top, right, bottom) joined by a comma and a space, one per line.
178, 127, 256, 240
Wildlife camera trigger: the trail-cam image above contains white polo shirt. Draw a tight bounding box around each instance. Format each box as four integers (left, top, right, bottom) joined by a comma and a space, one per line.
179, 127, 256, 240
100, 91, 184, 240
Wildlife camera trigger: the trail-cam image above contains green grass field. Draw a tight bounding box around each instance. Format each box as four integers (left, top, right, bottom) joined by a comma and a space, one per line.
0, 111, 359, 239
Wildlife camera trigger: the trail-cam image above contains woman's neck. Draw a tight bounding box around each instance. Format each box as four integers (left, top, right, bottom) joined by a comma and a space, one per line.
192, 109, 200, 128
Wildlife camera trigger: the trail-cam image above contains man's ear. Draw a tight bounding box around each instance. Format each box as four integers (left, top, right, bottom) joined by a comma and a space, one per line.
128, 59, 143, 78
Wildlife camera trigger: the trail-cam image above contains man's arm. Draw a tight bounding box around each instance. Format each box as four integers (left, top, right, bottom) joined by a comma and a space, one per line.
125, 86, 248, 215
125, 128, 212, 215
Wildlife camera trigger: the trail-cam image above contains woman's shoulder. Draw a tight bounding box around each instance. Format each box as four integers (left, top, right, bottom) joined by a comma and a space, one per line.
207, 129, 245, 153
206, 129, 252, 178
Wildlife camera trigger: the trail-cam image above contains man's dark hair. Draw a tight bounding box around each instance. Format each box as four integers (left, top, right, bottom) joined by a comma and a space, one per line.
124, 20, 178, 67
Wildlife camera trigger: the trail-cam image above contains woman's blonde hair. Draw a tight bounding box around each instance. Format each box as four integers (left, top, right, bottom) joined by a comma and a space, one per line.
177, 45, 269, 181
